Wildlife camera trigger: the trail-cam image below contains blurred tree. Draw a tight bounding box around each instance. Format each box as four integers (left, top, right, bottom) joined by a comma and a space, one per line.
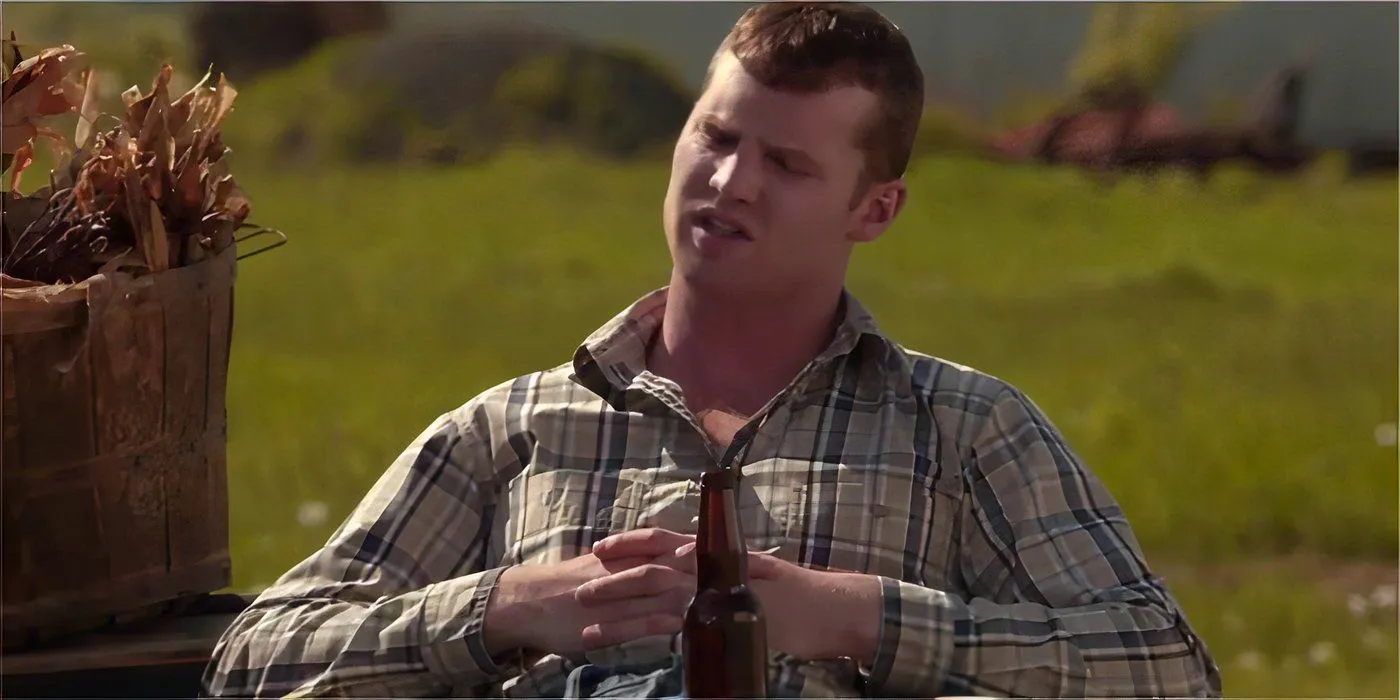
187, 2, 387, 83
909, 102, 998, 160
226, 25, 696, 167
1066, 3, 1233, 109
492, 43, 694, 158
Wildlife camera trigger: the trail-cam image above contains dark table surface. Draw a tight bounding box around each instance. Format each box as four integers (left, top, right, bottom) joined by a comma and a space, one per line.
1, 594, 250, 699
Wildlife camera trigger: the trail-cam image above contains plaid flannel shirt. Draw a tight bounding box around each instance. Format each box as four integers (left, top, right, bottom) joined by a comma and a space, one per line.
203, 289, 1222, 699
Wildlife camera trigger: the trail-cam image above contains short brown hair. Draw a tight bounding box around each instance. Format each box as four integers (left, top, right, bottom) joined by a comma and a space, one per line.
703, 2, 925, 183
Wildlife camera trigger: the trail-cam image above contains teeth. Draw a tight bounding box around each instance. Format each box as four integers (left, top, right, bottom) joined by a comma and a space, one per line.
706, 217, 741, 237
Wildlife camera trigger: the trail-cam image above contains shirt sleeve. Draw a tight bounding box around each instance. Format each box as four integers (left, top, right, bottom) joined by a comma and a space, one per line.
202, 412, 520, 698
865, 386, 1223, 698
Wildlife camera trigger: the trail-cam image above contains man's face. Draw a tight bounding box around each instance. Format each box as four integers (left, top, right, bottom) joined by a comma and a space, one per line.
662, 51, 902, 302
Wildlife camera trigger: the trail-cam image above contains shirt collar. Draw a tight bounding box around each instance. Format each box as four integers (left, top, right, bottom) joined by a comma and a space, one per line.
569, 286, 894, 409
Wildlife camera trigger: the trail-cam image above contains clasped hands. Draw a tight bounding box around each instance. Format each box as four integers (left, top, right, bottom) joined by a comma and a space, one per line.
486, 528, 880, 665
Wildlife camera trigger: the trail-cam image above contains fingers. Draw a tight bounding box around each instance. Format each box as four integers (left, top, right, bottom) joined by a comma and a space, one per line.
673, 541, 695, 562
581, 613, 684, 650
592, 528, 694, 560
577, 563, 691, 606
671, 542, 784, 580
575, 575, 692, 650
596, 555, 652, 576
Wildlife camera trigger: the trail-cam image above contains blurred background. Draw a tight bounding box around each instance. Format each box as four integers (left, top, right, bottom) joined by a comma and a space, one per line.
5, 2, 1396, 697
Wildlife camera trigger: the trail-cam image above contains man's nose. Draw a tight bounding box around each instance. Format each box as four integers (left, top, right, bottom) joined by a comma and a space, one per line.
709, 150, 760, 204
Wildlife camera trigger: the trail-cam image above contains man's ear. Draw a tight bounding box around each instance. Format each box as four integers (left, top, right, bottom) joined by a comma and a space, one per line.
848, 180, 907, 243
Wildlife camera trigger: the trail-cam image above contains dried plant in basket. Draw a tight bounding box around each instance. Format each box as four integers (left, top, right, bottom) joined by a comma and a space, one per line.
2, 36, 250, 287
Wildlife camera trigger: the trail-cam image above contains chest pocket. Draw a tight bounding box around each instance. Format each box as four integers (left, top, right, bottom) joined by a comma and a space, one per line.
506, 466, 645, 565
632, 466, 801, 547
786, 450, 961, 588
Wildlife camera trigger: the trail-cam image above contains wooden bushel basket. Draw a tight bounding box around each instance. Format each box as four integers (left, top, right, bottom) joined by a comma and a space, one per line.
1, 238, 247, 652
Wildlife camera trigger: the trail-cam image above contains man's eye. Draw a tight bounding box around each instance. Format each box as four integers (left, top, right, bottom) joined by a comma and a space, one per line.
698, 126, 735, 148
770, 154, 800, 174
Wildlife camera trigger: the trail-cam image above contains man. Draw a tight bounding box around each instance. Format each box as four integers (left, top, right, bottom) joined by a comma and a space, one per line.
203, 3, 1222, 698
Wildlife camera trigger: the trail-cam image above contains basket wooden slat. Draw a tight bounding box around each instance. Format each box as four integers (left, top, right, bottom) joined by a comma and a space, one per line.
12, 325, 98, 467
1, 245, 236, 652
3, 341, 21, 474
92, 280, 165, 452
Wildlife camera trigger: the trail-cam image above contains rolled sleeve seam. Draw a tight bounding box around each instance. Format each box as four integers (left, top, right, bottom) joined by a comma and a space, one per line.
421, 566, 514, 683
866, 576, 959, 697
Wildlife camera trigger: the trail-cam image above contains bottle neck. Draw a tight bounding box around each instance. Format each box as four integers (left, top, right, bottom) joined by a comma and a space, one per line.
695, 468, 748, 592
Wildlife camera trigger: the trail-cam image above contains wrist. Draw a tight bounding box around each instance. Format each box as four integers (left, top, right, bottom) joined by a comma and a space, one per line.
826, 571, 883, 665
483, 565, 538, 654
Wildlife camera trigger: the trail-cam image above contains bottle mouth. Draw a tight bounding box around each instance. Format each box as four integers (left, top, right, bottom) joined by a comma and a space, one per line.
699, 467, 739, 489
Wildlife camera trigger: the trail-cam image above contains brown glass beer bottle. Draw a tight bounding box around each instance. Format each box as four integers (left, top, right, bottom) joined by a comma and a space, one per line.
681, 467, 769, 700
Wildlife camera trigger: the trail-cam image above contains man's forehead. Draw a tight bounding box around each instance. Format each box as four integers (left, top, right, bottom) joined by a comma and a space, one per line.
698, 53, 877, 147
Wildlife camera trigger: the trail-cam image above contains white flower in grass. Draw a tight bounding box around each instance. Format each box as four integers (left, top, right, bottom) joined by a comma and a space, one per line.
1234, 650, 1263, 671
1370, 584, 1398, 610
1375, 422, 1397, 447
1307, 641, 1336, 666
1347, 593, 1370, 618
298, 500, 330, 528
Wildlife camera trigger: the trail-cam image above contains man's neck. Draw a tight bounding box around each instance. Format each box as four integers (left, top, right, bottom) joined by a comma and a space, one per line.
647, 276, 844, 418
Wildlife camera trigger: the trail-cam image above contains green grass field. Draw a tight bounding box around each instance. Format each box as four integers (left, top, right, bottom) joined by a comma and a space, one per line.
4, 5, 1393, 694
219, 150, 1398, 697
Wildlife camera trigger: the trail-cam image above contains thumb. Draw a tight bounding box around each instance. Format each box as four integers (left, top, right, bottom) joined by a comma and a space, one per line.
747, 551, 784, 579
593, 528, 693, 560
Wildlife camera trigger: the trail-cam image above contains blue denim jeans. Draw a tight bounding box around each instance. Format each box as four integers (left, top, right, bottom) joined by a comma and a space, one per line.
562, 654, 685, 699
562, 649, 817, 700
561, 653, 806, 699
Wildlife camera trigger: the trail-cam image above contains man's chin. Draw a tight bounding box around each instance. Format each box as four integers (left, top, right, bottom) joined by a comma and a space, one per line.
673, 264, 751, 294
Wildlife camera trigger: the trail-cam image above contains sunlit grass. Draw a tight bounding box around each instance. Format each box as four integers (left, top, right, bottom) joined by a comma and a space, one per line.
214, 151, 1396, 696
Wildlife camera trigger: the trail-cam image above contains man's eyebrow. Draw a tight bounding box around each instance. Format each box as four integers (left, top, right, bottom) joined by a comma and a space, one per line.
767, 142, 819, 168
698, 113, 821, 170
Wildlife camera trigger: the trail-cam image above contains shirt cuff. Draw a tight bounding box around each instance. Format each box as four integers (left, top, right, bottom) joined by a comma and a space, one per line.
866, 576, 966, 697
420, 566, 519, 686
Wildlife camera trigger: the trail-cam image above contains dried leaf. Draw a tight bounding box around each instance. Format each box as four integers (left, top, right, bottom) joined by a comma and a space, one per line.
123, 91, 155, 137
136, 67, 171, 154
174, 69, 213, 107
174, 149, 203, 214
95, 247, 148, 276
74, 68, 100, 150
147, 199, 170, 272
169, 69, 210, 146
169, 97, 195, 148
206, 75, 238, 131
6, 142, 33, 191
2, 45, 85, 140
122, 164, 153, 267
121, 84, 143, 109
4, 38, 257, 283
164, 135, 176, 174
1, 273, 45, 289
